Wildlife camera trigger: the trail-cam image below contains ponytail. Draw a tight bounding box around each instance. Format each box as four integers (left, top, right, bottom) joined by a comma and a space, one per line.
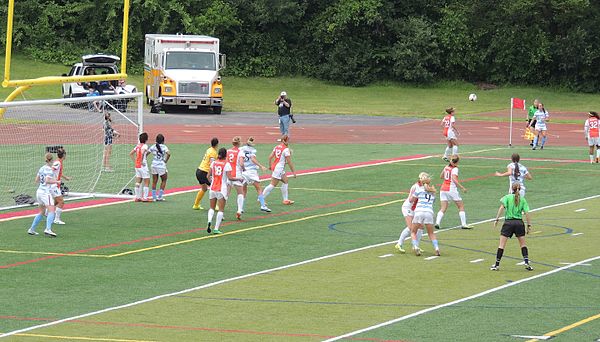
513, 162, 520, 180
155, 134, 164, 155
512, 183, 520, 207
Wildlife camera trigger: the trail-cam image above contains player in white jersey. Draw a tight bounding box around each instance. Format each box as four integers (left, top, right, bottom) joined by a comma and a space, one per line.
239, 137, 271, 212
28, 153, 60, 237
394, 177, 424, 254
409, 173, 440, 256
495, 153, 533, 197
149, 134, 171, 201
530, 102, 550, 150
50, 147, 72, 225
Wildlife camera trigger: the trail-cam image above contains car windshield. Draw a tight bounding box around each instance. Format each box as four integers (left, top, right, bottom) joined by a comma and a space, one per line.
165, 52, 216, 71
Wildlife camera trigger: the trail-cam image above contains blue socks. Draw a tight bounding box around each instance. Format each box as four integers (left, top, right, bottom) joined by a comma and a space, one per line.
541, 136, 547, 147
258, 194, 266, 207
159, 189, 164, 199
46, 212, 55, 231
30, 213, 43, 231
152, 189, 157, 200
432, 239, 439, 250
533, 135, 539, 147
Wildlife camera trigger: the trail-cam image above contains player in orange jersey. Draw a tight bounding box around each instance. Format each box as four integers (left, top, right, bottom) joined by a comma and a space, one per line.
584, 111, 600, 163
50, 147, 72, 224
129, 132, 151, 202
206, 148, 243, 234
262, 135, 297, 206
441, 107, 460, 161
227, 136, 246, 219
435, 155, 472, 230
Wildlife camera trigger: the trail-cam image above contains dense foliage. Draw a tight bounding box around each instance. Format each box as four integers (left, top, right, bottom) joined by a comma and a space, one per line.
1, 0, 599, 91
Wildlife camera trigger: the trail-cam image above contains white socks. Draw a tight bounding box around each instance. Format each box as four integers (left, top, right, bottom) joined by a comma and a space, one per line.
452, 145, 458, 155
237, 194, 244, 213
55, 208, 62, 221
207, 209, 215, 224
262, 184, 274, 198
436, 211, 444, 225
215, 211, 224, 230
444, 147, 451, 157
281, 183, 289, 201
143, 186, 149, 199
135, 183, 141, 199
459, 211, 467, 226
398, 227, 411, 245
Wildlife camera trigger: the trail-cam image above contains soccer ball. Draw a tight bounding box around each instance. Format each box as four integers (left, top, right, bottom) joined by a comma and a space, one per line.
468, 93, 477, 101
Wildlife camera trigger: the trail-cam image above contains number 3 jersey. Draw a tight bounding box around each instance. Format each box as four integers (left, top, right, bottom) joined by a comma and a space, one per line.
37, 165, 55, 193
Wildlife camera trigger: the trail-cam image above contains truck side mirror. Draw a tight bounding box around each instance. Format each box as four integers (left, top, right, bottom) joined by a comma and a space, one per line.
219, 54, 226, 70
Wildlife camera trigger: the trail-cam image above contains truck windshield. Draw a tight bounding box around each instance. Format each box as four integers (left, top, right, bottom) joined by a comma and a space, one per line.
165, 52, 216, 71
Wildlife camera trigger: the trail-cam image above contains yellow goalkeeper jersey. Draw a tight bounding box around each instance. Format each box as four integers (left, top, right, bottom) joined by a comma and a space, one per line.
198, 147, 218, 172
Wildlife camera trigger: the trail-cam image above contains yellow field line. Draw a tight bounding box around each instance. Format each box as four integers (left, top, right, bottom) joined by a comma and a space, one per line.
289, 187, 407, 194
0, 332, 156, 342
0, 249, 109, 258
527, 312, 600, 342
107, 198, 404, 258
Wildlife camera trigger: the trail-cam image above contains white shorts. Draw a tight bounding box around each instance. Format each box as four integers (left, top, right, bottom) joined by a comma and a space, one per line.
229, 178, 245, 187
446, 130, 457, 141
401, 204, 414, 217
36, 190, 54, 207
412, 211, 434, 225
151, 165, 167, 176
535, 124, 547, 131
209, 190, 227, 201
271, 166, 285, 180
587, 137, 600, 146
440, 190, 462, 202
135, 167, 150, 179
50, 186, 62, 198
242, 169, 260, 184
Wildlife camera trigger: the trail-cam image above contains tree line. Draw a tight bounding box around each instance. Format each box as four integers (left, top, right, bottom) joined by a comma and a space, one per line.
2, 0, 599, 91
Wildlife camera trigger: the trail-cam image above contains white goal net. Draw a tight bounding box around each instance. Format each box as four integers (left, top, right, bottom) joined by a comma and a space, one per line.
0, 92, 143, 210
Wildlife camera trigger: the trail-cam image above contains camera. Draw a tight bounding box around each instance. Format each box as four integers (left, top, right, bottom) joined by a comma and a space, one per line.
290, 114, 296, 124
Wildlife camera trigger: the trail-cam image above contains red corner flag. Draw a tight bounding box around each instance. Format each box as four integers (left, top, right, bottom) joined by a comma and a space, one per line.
512, 97, 525, 110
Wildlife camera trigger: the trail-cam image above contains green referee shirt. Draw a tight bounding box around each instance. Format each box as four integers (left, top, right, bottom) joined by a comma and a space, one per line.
500, 194, 530, 220
528, 105, 537, 119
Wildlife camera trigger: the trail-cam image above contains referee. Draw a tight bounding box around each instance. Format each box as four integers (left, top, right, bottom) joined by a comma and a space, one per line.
491, 183, 533, 271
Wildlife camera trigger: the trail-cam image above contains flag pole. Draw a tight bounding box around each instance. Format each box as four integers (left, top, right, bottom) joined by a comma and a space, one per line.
509, 98, 513, 147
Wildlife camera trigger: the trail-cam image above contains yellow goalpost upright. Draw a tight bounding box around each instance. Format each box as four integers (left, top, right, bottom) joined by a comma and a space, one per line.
1, 0, 131, 116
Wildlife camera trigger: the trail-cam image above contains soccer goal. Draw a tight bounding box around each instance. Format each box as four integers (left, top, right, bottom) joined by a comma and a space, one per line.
0, 92, 143, 210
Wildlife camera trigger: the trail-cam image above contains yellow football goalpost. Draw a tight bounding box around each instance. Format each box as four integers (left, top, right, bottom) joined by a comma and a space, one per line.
1, 0, 131, 116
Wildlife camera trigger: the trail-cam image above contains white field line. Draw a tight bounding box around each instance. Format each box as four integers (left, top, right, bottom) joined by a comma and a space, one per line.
470, 259, 484, 263
0, 155, 431, 223
323, 255, 600, 342
424, 256, 439, 261
572, 233, 584, 236
2, 166, 598, 338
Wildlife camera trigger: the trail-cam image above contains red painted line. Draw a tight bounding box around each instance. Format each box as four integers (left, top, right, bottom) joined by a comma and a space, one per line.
0, 154, 428, 222
0, 315, 408, 341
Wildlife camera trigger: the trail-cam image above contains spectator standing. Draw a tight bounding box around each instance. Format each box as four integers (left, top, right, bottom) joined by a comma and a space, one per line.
275, 91, 293, 138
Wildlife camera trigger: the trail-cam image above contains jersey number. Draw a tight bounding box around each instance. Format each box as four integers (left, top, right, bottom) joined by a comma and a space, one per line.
444, 170, 451, 181
228, 153, 236, 163
590, 121, 598, 129
214, 166, 223, 176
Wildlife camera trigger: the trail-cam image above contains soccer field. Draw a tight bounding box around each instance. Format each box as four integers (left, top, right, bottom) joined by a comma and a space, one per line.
1, 143, 599, 341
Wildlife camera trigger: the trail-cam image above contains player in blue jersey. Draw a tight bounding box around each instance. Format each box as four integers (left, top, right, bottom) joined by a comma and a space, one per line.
239, 137, 270, 212
409, 172, 440, 256
28, 153, 61, 237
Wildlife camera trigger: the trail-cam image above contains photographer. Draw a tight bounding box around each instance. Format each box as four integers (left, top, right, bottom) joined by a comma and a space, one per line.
274, 91, 295, 138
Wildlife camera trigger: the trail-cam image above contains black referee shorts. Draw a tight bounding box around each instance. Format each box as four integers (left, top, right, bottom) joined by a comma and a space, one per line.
196, 169, 210, 185
500, 219, 526, 238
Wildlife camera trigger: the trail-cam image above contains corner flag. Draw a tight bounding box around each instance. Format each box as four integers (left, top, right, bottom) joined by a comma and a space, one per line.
512, 98, 525, 110
509, 98, 526, 146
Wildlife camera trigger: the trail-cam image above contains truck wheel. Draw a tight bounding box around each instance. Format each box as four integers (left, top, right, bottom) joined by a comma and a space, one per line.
212, 106, 222, 114
150, 104, 160, 114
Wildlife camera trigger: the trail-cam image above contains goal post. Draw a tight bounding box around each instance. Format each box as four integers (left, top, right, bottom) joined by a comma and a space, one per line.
0, 92, 143, 211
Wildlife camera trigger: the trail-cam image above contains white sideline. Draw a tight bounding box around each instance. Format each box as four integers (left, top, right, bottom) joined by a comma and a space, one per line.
2, 194, 599, 338
324, 255, 600, 342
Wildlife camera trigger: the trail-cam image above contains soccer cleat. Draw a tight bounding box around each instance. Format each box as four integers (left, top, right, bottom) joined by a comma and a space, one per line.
413, 246, 421, 256
524, 263, 534, 271
434, 224, 440, 230
236, 212, 242, 220
143, 198, 154, 202
27, 230, 39, 236
540, 146, 544, 150
54, 220, 66, 225
192, 205, 204, 210
434, 249, 441, 256
134, 198, 142, 202
260, 206, 272, 213
532, 146, 536, 150
394, 244, 406, 254
282, 199, 295, 205
213, 230, 223, 234
596, 157, 599, 163
44, 230, 57, 238
461, 224, 474, 229
156, 197, 165, 201
206, 222, 212, 234
490, 264, 499, 271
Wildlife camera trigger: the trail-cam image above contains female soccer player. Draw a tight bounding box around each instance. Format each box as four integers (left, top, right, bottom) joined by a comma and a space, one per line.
262, 135, 297, 207
491, 183, 533, 271
584, 111, 600, 163
410, 172, 440, 256
51, 148, 72, 225
227, 136, 245, 220
394, 175, 424, 253
526, 99, 540, 146
239, 137, 271, 212
206, 148, 243, 234
129, 132, 151, 202
149, 134, 171, 201
193, 137, 219, 210
530, 102, 550, 150
28, 153, 60, 237
441, 107, 460, 161
435, 155, 472, 230
495, 153, 533, 197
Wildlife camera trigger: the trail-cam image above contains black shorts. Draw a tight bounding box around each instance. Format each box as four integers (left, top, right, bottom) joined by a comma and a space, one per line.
500, 219, 526, 238
527, 119, 537, 127
196, 169, 210, 185
104, 134, 113, 146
